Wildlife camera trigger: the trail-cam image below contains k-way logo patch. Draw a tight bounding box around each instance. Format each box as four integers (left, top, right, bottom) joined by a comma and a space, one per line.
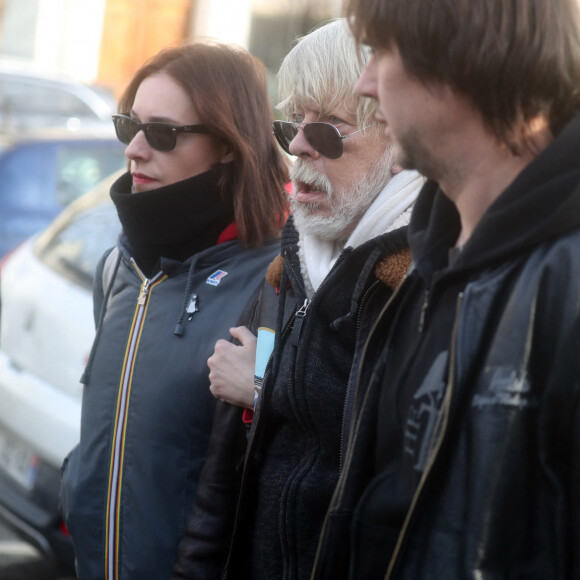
206, 270, 229, 286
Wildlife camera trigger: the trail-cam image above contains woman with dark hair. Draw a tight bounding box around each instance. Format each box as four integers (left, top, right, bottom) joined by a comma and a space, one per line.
59, 41, 288, 580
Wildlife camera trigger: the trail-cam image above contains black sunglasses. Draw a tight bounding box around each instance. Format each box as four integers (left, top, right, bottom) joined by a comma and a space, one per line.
112, 114, 209, 152
272, 120, 372, 159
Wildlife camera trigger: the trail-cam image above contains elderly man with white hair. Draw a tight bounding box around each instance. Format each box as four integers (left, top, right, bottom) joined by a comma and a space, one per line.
172, 18, 424, 580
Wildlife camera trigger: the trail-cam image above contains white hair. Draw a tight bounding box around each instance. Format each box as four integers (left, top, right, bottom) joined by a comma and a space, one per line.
277, 18, 377, 129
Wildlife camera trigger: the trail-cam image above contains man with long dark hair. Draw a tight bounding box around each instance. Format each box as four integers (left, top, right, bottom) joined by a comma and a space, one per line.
311, 0, 580, 578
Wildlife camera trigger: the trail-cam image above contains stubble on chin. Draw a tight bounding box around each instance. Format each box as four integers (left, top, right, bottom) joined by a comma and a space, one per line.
395, 128, 437, 177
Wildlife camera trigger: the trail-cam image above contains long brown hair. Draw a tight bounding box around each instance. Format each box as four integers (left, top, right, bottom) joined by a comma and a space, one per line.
345, 0, 580, 151
118, 42, 289, 247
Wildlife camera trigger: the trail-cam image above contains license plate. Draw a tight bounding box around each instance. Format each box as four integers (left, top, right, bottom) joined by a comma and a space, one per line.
0, 428, 38, 490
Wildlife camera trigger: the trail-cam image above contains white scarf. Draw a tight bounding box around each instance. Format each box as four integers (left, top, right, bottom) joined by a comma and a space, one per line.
299, 169, 425, 295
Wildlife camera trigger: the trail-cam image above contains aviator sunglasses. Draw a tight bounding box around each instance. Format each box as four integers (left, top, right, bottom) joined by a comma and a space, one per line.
112, 114, 210, 152
272, 120, 374, 159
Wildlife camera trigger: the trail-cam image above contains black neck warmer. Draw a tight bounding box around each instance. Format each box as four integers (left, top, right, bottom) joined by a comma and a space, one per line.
111, 165, 235, 276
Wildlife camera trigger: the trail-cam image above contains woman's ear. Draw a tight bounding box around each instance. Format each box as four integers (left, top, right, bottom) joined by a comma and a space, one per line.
219, 141, 234, 164
220, 150, 234, 163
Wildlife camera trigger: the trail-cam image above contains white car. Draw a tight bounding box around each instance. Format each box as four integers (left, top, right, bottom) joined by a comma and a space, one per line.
0, 63, 118, 134
0, 170, 122, 567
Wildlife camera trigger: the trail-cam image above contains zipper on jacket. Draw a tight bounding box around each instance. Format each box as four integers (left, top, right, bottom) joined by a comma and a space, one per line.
290, 298, 311, 346
222, 286, 302, 579
283, 248, 309, 299
332, 274, 410, 504
418, 288, 431, 333
105, 262, 166, 580
311, 276, 412, 577
339, 280, 379, 472
137, 278, 151, 305
226, 248, 346, 578
384, 291, 464, 580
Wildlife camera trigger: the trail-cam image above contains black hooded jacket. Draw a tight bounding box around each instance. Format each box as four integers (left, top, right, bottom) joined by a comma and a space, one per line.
312, 113, 580, 580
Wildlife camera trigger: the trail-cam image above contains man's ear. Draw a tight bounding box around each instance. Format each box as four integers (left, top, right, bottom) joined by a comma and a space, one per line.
391, 162, 403, 175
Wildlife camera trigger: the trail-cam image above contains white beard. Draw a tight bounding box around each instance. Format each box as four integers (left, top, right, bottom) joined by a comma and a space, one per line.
289, 150, 395, 244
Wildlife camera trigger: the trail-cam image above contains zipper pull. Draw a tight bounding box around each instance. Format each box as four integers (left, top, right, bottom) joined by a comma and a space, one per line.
291, 298, 310, 346
418, 289, 430, 333
137, 279, 151, 305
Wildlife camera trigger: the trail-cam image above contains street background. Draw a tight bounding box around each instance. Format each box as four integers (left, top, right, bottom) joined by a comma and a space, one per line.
0, 0, 344, 109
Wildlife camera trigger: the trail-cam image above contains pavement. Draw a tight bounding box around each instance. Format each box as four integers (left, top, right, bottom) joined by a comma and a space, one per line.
0, 521, 76, 580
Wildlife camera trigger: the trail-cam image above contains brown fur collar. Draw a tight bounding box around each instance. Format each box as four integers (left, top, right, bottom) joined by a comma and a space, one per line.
375, 247, 412, 289
264, 247, 411, 291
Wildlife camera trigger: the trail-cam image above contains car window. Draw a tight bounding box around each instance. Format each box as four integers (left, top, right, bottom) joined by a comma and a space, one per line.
56, 144, 125, 206
0, 141, 125, 210
0, 143, 56, 210
0, 78, 97, 118
37, 200, 120, 290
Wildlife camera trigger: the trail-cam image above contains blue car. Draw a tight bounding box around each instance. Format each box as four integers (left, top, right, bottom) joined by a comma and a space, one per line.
0, 131, 125, 257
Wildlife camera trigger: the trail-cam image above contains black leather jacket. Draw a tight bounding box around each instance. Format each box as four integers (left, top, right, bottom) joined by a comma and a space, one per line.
312, 113, 580, 579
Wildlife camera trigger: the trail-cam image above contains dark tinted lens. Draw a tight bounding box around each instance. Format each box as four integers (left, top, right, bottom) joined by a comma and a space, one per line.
113, 116, 177, 152
113, 116, 139, 145
145, 124, 177, 152
303, 123, 343, 159
273, 121, 298, 154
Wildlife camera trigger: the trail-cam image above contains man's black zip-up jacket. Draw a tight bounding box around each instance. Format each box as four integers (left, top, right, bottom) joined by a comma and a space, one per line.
312, 113, 580, 579
173, 216, 412, 580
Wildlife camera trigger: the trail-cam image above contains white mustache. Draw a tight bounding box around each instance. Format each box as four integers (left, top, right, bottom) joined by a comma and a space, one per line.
289, 161, 333, 196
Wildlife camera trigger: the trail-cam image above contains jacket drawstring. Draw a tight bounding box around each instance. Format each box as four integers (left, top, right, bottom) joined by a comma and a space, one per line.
174, 255, 201, 336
